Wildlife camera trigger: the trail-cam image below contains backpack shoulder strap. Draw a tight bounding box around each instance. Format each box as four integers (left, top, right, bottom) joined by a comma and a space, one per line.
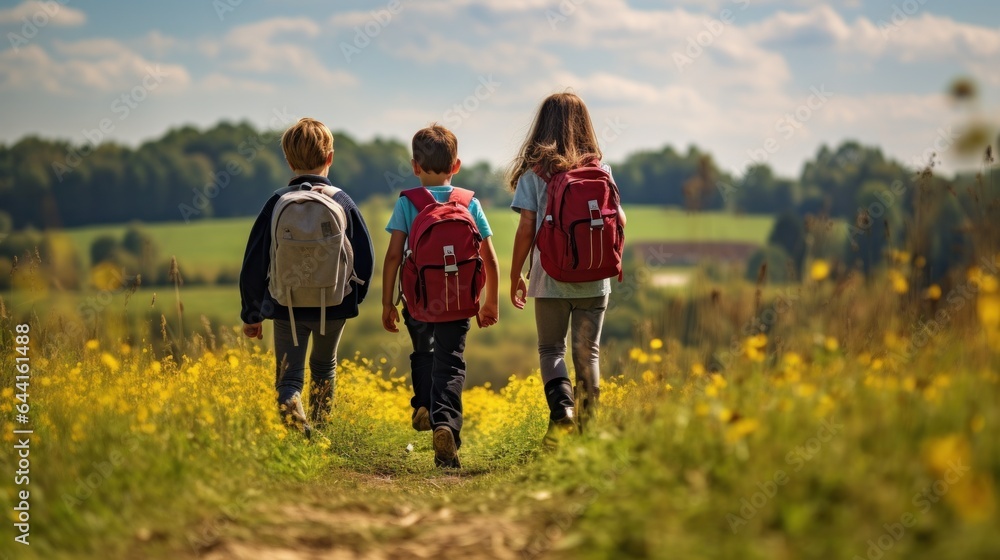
312, 184, 343, 199
448, 187, 475, 208
400, 187, 437, 211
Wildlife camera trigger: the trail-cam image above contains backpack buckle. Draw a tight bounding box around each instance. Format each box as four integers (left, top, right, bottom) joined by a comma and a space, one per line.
588, 200, 603, 229
443, 245, 459, 274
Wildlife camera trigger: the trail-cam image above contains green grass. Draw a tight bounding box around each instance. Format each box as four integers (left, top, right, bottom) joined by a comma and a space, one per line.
61, 205, 775, 274
64, 216, 256, 275
30, 205, 774, 386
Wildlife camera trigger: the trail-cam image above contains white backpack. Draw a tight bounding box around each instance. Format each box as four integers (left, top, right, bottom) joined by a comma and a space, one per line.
268, 182, 362, 346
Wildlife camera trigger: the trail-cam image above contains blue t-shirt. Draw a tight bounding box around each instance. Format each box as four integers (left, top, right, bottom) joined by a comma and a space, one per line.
385, 186, 493, 238
510, 166, 613, 299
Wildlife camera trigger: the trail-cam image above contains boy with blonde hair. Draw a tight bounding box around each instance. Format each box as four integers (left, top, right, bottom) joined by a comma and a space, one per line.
240, 117, 374, 437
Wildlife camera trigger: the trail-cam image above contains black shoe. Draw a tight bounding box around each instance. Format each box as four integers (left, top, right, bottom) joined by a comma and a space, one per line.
412, 406, 431, 432
543, 407, 577, 450
281, 392, 312, 439
433, 426, 461, 468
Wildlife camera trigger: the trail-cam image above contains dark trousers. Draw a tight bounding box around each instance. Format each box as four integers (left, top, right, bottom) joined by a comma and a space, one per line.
273, 318, 347, 413
403, 307, 470, 448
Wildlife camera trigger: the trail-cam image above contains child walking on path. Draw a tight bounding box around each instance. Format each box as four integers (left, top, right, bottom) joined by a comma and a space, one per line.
382, 124, 500, 468
240, 118, 375, 437
507, 93, 626, 447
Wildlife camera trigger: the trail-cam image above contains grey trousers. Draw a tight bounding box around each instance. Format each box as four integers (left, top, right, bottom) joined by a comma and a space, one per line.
534, 295, 609, 395
273, 318, 347, 409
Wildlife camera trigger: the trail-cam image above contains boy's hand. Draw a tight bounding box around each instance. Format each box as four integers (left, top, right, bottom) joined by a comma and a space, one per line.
510, 275, 527, 310
243, 323, 263, 340
382, 304, 400, 333
477, 300, 499, 328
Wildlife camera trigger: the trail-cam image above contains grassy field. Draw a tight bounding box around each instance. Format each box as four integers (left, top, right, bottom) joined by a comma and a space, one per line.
2, 203, 999, 559
24, 206, 777, 387
1, 258, 999, 559
63, 205, 776, 274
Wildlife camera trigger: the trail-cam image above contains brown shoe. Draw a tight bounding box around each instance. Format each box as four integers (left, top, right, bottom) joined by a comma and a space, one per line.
412, 406, 431, 432
433, 426, 461, 468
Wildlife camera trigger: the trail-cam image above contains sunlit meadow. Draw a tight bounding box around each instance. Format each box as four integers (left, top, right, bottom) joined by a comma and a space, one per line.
1, 251, 999, 558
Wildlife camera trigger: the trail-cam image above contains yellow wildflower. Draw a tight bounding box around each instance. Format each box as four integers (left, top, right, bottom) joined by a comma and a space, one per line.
747, 334, 767, 350
924, 284, 942, 300
922, 435, 972, 479
100, 352, 121, 373
725, 418, 760, 443
810, 260, 830, 281
888, 269, 908, 294
649, 338, 664, 350
978, 296, 1000, 330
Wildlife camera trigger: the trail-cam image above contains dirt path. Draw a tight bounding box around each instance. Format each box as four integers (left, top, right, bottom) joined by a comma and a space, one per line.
184, 473, 554, 560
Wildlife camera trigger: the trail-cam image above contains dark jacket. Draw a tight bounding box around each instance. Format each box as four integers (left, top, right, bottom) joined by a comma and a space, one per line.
239, 174, 375, 324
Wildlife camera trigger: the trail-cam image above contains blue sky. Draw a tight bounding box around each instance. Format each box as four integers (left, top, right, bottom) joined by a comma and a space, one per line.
1, 0, 998, 177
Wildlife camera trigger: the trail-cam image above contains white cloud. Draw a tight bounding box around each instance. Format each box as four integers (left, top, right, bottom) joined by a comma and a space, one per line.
0, 0, 85, 27
204, 17, 358, 87
747, 5, 1000, 64
0, 2, 994, 180
867, 12, 1000, 61
0, 42, 190, 95
747, 5, 853, 47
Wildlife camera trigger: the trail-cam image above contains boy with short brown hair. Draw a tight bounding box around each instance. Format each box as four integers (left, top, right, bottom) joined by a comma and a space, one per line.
381, 124, 499, 468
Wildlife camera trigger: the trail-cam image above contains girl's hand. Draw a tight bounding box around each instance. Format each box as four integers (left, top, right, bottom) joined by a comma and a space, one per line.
243, 323, 263, 340
510, 275, 527, 309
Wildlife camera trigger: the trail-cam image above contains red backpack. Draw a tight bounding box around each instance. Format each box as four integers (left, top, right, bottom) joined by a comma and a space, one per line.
534, 162, 625, 282
400, 187, 486, 323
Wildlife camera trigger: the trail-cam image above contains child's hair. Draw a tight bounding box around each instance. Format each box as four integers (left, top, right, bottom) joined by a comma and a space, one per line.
412, 124, 458, 175
506, 92, 603, 191
281, 118, 334, 171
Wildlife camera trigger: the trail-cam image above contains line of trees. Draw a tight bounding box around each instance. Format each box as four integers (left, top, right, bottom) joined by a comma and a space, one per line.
4, 120, 978, 231
2, 121, 996, 287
